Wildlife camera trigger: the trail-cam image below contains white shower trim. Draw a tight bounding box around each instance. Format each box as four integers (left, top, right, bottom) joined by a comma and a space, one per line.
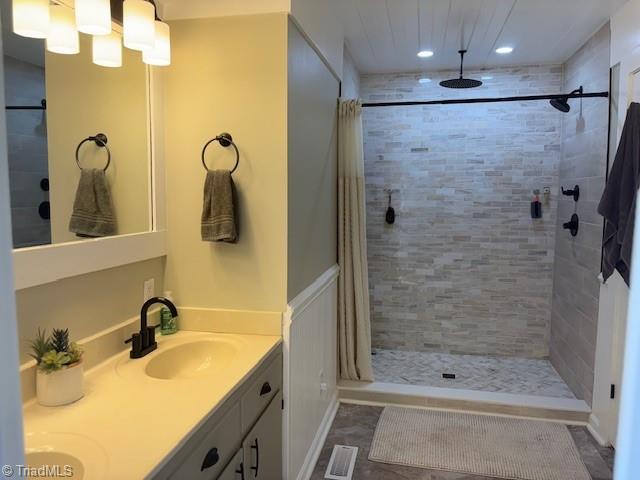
338, 380, 591, 425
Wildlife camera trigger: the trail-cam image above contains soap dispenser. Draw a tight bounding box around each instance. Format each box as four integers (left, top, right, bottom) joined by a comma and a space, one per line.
160, 291, 178, 335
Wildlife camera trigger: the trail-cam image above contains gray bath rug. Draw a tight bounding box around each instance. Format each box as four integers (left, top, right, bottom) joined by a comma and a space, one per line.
369, 407, 590, 480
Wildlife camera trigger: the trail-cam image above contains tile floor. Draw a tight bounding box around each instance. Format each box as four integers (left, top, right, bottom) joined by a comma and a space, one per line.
311, 404, 615, 480
372, 349, 576, 398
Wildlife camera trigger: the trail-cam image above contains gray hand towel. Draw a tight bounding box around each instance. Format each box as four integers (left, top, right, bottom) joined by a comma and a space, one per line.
201, 170, 237, 242
598, 102, 640, 286
69, 168, 117, 238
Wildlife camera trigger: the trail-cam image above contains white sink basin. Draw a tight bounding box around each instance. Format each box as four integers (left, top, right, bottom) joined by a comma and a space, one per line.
24, 433, 107, 480
145, 338, 240, 380
25, 451, 84, 479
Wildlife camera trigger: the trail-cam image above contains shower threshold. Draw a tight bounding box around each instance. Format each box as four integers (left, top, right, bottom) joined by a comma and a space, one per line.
371, 349, 575, 398
338, 349, 590, 424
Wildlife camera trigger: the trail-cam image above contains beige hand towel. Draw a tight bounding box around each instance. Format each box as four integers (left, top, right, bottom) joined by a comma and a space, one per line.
69, 168, 117, 238
201, 170, 237, 242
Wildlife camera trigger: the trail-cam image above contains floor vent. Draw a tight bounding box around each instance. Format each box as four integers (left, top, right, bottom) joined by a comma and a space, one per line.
324, 445, 358, 480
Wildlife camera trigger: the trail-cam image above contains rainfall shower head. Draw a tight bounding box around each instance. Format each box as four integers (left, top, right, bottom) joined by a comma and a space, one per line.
440, 50, 483, 89
550, 97, 571, 113
550, 87, 583, 113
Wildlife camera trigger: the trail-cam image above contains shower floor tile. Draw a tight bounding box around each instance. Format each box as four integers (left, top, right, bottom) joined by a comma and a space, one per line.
372, 349, 576, 399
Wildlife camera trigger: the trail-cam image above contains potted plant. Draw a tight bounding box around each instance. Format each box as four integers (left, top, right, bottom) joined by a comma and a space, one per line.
30, 328, 84, 406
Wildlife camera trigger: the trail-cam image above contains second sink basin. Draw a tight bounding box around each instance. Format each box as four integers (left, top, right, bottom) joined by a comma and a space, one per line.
145, 338, 240, 380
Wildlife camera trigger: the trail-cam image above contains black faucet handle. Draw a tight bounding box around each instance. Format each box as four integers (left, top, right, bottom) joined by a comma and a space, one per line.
147, 325, 159, 348
125, 333, 142, 353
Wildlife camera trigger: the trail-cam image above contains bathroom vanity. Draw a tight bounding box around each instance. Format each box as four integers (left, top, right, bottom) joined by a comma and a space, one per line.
22, 331, 283, 480
155, 339, 283, 479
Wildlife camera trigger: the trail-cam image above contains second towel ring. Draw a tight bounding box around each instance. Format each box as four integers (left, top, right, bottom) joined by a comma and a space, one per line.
76, 133, 110, 171
201, 132, 239, 174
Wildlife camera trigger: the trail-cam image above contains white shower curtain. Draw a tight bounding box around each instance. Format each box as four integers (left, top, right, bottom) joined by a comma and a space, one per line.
338, 100, 374, 382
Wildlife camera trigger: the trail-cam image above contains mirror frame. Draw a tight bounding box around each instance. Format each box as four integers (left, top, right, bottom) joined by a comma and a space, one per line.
10, 3, 167, 290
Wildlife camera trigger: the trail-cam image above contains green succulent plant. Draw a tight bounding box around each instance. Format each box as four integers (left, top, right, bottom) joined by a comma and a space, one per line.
67, 342, 84, 365
51, 328, 70, 354
40, 351, 72, 373
29, 328, 83, 374
29, 328, 53, 365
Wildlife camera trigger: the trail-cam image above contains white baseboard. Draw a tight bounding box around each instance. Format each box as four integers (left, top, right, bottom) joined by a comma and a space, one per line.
588, 414, 611, 447
296, 394, 339, 480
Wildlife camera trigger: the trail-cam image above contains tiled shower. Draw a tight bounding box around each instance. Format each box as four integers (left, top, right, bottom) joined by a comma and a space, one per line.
362, 25, 610, 403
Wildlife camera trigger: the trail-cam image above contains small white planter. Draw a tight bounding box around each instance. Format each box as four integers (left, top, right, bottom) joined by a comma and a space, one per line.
36, 362, 84, 407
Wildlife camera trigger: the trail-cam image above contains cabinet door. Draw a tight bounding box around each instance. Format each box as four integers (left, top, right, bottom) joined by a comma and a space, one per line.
218, 449, 244, 480
242, 391, 282, 480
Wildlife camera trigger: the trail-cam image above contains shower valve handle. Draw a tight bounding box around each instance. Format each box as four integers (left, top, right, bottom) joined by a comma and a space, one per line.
561, 185, 580, 202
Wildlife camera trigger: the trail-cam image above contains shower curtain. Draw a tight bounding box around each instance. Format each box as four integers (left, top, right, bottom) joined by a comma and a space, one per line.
338, 100, 374, 382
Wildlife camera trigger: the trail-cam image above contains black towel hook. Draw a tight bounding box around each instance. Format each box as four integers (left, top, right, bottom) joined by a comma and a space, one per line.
201, 132, 239, 174
75, 133, 110, 171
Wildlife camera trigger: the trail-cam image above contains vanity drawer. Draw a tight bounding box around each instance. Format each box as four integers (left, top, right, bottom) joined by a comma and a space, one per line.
169, 403, 242, 480
241, 353, 282, 432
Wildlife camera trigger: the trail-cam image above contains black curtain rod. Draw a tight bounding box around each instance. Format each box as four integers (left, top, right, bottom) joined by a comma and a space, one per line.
6, 99, 47, 111
362, 91, 609, 108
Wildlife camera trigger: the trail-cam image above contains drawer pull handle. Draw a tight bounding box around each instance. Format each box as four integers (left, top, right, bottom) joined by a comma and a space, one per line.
259, 382, 272, 396
236, 462, 245, 480
201, 447, 220, 471
250, 439, 260, 477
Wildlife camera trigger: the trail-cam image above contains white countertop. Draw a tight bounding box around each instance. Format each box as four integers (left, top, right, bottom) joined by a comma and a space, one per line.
22, 331, 282, 480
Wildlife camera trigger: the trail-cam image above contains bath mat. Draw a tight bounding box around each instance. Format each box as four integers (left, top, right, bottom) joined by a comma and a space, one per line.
369, 407, 590, 480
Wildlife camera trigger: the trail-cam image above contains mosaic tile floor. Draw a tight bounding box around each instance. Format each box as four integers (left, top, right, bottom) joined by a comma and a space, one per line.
372, 349, 576, 398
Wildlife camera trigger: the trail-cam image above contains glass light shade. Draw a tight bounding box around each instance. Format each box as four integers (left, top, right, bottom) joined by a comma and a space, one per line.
123, 0, 155, 51
75, 0, 111, 36
47, 5, 79, 55
143, 21, 171, 66
12, 0, 50, 39
93, 32, 122, 68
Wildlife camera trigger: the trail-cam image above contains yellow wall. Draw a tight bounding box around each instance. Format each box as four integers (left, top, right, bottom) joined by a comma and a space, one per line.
46, 33, 150, 243
16, 257, 165, 363
163, 14, 289, 312
287, 20, 338, 301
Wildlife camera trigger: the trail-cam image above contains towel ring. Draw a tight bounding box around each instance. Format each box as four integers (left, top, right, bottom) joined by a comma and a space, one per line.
201, 132, 239, 174
76, 133, 111, 172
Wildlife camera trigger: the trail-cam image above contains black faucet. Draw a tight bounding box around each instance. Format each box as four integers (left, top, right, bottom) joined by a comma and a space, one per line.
125, 297, 178, 359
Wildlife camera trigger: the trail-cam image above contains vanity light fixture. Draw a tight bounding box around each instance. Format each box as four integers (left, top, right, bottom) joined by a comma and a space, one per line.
12, 0, 50, 39
142, 20, 171, 66
123, 0, 156, 51
47, 4, 79, 55
93, 32, 122, 67
75, 0, 111, 36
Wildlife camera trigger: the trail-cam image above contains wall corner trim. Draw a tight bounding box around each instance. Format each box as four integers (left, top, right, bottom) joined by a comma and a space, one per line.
587, 414, 611, 447
283, 264, 339, 480
295, 393, 339, 480
286, 264, 340, 319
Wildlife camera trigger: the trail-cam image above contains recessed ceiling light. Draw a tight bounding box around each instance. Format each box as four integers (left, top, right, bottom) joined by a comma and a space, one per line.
417, 50, 434, 58
496, 46, 514, 55
418, 77, 431, 84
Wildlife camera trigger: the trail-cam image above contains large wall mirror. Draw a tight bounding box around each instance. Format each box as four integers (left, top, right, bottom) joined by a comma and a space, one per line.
1, 0, 152, 249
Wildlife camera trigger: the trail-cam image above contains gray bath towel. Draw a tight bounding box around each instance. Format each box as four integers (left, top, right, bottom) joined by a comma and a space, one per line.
69, 168, 117, 238
598, 102, 640, 286
201, 170, 237, 242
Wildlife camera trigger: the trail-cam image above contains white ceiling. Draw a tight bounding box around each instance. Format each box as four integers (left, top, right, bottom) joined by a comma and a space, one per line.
341, 0, 628, 74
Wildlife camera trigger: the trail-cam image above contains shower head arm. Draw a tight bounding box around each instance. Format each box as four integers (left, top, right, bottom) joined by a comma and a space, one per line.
458, 50, 467, 79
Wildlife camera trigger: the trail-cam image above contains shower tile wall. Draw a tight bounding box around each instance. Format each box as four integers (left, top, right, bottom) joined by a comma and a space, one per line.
362, 66, 563, 358
550, 24, 611, 405
4, 55, 50, 248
